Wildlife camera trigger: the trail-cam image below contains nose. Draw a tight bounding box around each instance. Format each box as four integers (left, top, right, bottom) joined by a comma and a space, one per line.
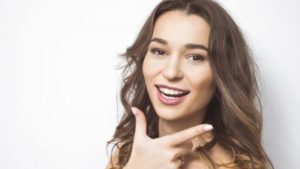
162, 57, 183, 81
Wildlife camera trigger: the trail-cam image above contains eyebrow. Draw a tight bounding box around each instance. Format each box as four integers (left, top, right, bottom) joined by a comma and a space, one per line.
149, 37, 209, 51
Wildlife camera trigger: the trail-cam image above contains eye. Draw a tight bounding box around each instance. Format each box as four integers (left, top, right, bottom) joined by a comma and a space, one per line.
187, 54, 205, 63
150, 48, 167, 56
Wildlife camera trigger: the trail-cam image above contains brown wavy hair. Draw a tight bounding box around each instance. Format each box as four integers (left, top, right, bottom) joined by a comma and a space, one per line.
107, 0, 273, 168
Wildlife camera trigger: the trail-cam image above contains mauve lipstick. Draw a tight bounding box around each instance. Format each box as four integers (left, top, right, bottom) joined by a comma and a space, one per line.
155, 84, 190, 105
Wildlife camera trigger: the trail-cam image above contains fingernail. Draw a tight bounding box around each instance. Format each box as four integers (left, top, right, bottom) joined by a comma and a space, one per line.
131, 107, 137, 115
203, 124, 213, 131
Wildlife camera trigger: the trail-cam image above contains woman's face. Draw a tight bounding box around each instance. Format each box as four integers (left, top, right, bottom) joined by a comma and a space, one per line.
142, 10, 216, 122
143, 11, 215, 121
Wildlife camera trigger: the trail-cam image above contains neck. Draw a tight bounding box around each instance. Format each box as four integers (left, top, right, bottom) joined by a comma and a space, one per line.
158, 112, 206, 137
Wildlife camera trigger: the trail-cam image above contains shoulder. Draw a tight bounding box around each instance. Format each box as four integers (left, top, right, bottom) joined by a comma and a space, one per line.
185, 143, 239, 169
208, 144, 240, 169
209, 143, 232, 162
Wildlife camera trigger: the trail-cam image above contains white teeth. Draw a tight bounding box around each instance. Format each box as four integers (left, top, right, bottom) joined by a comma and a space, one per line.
159, 87, 184, 95
162, 93, 177, 100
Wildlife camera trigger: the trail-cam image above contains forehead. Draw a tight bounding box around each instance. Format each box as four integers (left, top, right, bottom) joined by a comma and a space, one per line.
152, 10, 210, 47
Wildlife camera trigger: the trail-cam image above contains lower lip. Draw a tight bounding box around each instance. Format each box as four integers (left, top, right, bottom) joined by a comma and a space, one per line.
156, 87, 188, 106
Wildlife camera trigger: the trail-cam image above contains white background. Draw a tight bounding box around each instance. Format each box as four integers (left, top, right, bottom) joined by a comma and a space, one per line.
0, 0, 299, 168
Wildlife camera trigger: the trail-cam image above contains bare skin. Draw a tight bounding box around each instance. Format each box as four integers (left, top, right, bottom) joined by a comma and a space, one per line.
106, 10, 235, 169
143, 10, 215, 137
124, 107, 215, 169
105, 107, 234, 169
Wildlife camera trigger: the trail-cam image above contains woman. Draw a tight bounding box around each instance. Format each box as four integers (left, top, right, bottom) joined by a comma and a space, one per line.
106, 0, 273, 168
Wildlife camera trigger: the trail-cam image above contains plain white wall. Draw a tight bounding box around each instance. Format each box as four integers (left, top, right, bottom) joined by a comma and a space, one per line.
0, 0, 299, 169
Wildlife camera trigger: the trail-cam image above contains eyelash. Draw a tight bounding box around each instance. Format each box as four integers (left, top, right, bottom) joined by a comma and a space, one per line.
150, 48, 167, 56
149, 47, 205, 63
187, 54, 205, 62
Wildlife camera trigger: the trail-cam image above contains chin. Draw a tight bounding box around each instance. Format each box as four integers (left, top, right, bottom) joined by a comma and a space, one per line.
154, 106, 187, 121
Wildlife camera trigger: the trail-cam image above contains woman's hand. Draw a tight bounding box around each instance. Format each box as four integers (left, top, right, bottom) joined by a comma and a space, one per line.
124, 107, 214, 169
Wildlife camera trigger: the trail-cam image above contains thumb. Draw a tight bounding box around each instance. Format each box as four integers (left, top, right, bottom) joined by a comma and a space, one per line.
131, 107, 148, 140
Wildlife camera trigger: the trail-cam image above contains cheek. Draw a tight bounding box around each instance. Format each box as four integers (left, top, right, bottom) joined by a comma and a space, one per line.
142, 55, 162, 82
189, 67, 215, 96
142, 55, 155, 88
142, 55, 151, 82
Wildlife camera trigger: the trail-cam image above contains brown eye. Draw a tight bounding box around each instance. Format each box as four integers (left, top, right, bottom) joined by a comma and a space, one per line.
150, 48, 167, 56
187, 54, 205, 63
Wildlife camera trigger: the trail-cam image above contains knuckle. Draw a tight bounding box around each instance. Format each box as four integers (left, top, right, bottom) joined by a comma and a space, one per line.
172, 150, 181, 159
167, 161, 179, 169
182, 141, 193, 150
165, 149, 176, 159
198, 139, 206, 147
205, 133, 214, 142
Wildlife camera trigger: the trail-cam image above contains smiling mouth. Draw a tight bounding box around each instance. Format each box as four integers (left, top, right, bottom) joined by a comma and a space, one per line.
155, 84, 190, 98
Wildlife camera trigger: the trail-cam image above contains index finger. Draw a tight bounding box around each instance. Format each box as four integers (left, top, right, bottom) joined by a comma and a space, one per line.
163, 124, 213, 146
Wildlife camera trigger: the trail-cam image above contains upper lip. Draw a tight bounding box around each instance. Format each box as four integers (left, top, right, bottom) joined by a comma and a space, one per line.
155, 84, 190, 93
